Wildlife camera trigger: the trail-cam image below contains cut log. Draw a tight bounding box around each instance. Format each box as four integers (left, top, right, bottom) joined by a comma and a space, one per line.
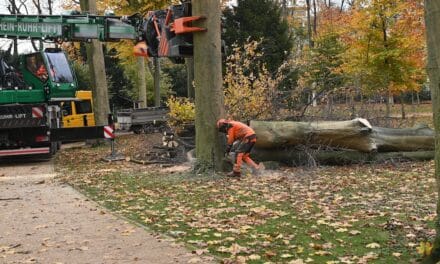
251, 148, 434, 166
372, 124, 434, 152
251, 119, 434, 153
251, 119, 374, 152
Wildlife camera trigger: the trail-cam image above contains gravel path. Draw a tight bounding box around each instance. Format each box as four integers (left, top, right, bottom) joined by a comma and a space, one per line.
0, 158, 211, 264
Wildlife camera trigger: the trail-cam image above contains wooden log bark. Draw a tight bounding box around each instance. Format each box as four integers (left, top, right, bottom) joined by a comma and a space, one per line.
193, 1, 225, 171
424, 2, 440, 262
372, 124, 434, 152
251, 119, 434, 153
251, 148, 434, 166
251, 119, 374, 152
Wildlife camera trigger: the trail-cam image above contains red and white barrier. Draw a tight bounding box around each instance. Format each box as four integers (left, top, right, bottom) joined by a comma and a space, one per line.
32, 106, 44, 118
104, 126, 115, 139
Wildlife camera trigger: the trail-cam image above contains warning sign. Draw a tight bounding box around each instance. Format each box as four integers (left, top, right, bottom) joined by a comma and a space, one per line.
103, 126, 115, 139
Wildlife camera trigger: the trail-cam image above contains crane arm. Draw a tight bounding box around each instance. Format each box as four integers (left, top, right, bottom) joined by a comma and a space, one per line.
0, 13, 141, 42
0, 2, 204, 60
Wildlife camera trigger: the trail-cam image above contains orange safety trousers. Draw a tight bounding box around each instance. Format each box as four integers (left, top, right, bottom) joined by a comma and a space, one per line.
233, 136, 258, 173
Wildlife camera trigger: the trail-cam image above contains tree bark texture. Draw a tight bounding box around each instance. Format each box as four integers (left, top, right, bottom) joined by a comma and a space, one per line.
423, 1, 440, 262
306, 0, 313, 47
251, 148, 434, 166
250, 119, 434, 153
192, 0, 225, 171
153, 57, 161, 107
137, 57, 147, 108
88, 40, 110, 126
80, 0, 110, 126
186, 57, 195, 99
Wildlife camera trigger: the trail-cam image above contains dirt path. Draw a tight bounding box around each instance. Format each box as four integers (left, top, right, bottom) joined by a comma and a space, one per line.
0, 158, 211, 264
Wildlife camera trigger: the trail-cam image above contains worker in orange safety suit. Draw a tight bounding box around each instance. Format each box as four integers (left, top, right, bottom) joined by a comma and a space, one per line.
217, 119, 263, 177
36, 64, 48, 81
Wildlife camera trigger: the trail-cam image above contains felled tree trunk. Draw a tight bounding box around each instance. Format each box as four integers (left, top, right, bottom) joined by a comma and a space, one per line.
251, 148, 434, 166
251, 119, 434, 153
372, 124, 434, 152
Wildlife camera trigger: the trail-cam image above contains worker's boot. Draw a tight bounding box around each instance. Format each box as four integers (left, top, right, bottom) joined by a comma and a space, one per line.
226, 171, 241, 178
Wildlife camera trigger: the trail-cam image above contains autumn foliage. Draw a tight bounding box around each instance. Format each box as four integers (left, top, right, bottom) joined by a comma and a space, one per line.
224, 40, 285, 121
338, 0, 426, 96
166, 96, 195, 131
220, 0, 426, 123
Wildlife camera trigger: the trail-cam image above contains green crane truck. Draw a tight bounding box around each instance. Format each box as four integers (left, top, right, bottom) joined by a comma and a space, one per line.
0, 2, 197, 157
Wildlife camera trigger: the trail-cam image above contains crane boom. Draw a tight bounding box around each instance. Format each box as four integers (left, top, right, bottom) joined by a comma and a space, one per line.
0, 13, 140, 42
0, 2, 201, 60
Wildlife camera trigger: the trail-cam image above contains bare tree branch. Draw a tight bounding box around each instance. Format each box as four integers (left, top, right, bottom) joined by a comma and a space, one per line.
32, 0, 42, 14
47, 0, 53, 14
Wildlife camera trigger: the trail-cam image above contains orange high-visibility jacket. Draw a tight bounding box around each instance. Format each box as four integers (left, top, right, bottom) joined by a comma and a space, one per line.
226, 121, 255, 145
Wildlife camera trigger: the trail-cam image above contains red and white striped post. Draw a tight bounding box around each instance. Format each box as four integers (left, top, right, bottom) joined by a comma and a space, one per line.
102, 113, 124, 161
107, 113, 116, 156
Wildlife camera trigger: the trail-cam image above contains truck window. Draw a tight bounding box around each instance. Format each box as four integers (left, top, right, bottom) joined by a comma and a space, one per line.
74, 100, 92, 114
61, 102, 72, 115
26, 54, 48, 82
44, 52, 74, 83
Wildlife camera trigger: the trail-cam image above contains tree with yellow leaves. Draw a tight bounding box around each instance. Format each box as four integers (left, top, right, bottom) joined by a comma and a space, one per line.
340, 0, 426, 120
224, 40, 285, 121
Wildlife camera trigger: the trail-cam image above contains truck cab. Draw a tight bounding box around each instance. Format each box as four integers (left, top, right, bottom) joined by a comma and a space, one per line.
61, 91, 95, 128
20, 48, 77, 100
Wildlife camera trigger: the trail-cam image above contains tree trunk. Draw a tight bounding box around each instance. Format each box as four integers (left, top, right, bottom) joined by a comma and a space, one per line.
412, 92, 416, 114
312, 0, 317, 35
192, 0, 225, 172
385, 94, 391, 126
423, 1, 440, 262
360, 93, 365, 116
281, 0, 288, 18
146, 60, 154, 76
80, 0, 110, 126
153, 57, 161, 107
7, 1, 19, 56
252, 148, 434, 166
137, 57, 147, 108
372, 124, 434, 152
250, 119, 434, 153
186, 57, 195, 99
350, 93, 356, 118
306, 0, 313, 47
252, 119, 373, 152
388, 93, 394, 105
400, 95, 406, 119
326, 94, 334, 119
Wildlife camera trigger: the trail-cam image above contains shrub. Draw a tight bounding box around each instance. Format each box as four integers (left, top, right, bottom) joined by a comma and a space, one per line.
224, 39, 285, 121
166, 96, 195, 131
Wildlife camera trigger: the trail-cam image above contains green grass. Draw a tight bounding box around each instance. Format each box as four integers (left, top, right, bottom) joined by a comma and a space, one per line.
55, 147, 436, 263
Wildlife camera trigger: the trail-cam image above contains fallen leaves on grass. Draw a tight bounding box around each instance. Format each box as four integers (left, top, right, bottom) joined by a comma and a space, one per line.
365, 243, 380, 249
56, 136, 437, 263
417, 241, 433, 256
